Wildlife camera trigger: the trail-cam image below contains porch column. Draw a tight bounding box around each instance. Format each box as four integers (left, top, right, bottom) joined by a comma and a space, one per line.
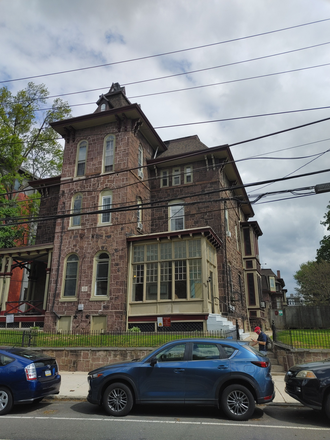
43, 251, 53, 310
1, 256, 13, 312
0, 256, 7, 308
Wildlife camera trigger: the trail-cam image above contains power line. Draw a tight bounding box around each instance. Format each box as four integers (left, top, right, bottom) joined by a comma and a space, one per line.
2, 17, 329, 84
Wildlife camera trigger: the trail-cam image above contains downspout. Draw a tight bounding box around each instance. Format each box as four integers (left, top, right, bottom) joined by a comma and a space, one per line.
51, 204, 65, 320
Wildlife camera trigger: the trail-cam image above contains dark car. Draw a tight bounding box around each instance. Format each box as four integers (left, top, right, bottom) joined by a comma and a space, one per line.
0, 347, 61, 415
87, 338, 274, 421
285, 359, 330, 418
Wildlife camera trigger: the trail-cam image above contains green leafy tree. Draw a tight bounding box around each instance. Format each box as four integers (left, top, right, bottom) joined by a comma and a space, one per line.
316, 202, 330, 262
0, 82, 71, 248
294, 260, 330, 305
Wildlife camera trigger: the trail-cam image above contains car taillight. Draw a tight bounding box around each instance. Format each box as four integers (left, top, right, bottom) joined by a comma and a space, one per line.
25, 363, 37, 381
251, 361, 269, 368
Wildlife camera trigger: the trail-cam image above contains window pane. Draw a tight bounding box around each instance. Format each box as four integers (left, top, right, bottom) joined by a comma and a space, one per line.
192, 343, 220, 360
170, 204, 184, 231
147, 244, 158, 261
64, 257, 78, 297
189, 260, 202, 298
95, 256, 109, 296
101, 195, 111, 223
133, 246, 144, 263
155, 343, 186, 362
175, 260, 186, 299
174, 241, 186, 259
72, 195, 82, 226
146, 263, 157, 299
132, 264, 144, 301
189, 240, 201, 258
160, 261, 172, 300
104, 137, 114, 172
160, 242, 172, 260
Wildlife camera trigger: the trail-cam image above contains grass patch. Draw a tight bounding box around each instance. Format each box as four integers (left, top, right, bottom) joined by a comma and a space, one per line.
276, 329, 330, 349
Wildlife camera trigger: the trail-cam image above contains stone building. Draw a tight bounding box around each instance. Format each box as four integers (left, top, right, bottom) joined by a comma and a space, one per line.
0, 83, 264, 333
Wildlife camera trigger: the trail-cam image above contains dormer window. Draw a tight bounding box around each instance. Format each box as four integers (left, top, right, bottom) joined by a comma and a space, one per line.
100, 103, 106, 111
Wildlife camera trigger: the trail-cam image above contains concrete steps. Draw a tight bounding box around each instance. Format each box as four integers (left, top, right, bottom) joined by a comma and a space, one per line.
267, 351, 286, 375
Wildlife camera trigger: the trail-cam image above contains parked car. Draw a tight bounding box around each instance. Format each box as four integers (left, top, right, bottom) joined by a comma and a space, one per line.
87, 338, 274, 421
285, 359, 330, 418
0, 347, 61, 415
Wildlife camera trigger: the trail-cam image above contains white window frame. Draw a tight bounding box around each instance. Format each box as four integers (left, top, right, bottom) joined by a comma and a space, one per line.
169, 201, 185, 231
184, 165, 193, 184
62, 254, 79, 298
172, 167, 181, 186
91, 252, 110, 299
76, 141, 88, 177
71, 193, 82, 227
161, 170, 169, 187
99, 190, 112, 225
103, 135, 115, 173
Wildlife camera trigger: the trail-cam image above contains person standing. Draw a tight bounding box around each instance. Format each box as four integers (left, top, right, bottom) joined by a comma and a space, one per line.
251, 326, 267, 353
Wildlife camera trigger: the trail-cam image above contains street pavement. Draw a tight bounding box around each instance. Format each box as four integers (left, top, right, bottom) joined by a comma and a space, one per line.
57, 371, 298, 405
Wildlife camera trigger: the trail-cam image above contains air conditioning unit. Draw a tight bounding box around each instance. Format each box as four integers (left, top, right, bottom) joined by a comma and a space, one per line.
226, 231, 231, 237
137, 222, 143, 231
138, 169, 143, 179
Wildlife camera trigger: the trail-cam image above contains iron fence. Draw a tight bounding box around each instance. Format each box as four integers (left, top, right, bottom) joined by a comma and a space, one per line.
273, 327, 330, 349
0, 328, 238, 348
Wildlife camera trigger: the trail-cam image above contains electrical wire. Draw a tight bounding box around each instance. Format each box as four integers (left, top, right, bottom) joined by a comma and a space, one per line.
2, 17, 330, 85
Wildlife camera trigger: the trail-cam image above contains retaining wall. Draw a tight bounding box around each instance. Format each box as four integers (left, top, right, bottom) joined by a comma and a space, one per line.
274, 344, 330, 371
38, 347, 154, 372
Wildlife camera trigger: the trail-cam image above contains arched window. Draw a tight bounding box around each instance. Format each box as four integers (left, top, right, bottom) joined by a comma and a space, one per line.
93, 252, 110, 297
71, 193, 82, 227
103, 135, 115, 173
63, 254, 79, 297
76, 140, 88, 177
169, 201, 185, 231
99, 189, 112, 224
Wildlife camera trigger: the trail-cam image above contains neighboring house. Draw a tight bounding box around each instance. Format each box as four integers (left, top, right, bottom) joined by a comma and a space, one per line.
261, 268, 287, 328
0, 169, 38, 324
287, 293, 304, 306
0, 83, 264, 333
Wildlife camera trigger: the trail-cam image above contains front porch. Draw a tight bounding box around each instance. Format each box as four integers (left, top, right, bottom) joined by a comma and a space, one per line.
0, 243, 53, 328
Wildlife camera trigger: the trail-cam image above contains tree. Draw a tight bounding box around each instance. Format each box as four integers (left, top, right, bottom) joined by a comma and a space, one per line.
294, 260, 330, 305
316, 202, 330, 262
0, 82, 71, 248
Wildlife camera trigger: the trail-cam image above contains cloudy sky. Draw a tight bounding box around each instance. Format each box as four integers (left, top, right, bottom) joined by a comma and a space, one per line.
2, 0, 330, 295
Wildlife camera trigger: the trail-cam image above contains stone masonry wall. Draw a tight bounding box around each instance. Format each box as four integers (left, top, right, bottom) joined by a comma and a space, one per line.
274, 344, 330, 371
41, 347, 154, 372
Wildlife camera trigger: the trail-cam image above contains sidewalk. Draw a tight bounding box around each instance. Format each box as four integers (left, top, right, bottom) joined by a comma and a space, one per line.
57, 371, 300, 405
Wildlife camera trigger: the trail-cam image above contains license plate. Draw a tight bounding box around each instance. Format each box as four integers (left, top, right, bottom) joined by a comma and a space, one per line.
45, 370, 51, 377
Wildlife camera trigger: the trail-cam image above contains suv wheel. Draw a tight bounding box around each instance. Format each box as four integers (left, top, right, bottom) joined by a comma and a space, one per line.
0, 387, 13, 416
221, 384, 255, 421
103, 383, 133, 416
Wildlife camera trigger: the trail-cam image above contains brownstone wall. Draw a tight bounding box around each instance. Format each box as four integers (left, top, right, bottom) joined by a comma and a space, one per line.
45, 121, 153, 333
41, 347, 154, 372
35, 184, 60, 245
274, 344, 330, 371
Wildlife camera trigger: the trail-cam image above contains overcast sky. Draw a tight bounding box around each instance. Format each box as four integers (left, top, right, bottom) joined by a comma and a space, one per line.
2, 0, 330, 296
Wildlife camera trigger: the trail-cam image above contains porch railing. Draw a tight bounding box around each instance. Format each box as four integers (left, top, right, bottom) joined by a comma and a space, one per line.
5, 301, 44, 315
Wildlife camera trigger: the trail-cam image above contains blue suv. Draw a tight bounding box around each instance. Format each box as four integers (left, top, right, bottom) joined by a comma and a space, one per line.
88, 338, 274, 421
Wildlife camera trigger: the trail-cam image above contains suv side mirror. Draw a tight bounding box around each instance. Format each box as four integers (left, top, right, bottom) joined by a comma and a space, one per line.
150, 358, 158, 367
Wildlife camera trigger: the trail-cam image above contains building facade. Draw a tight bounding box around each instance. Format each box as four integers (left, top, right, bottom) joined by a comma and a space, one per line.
0, 83, 263, 333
